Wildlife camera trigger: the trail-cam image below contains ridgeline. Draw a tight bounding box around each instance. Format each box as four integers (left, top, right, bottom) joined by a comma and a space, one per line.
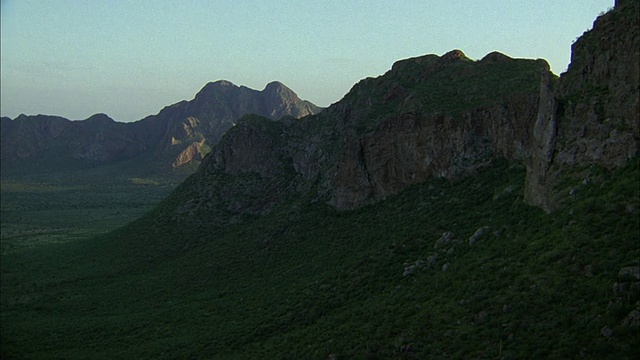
1, 1, 638, 358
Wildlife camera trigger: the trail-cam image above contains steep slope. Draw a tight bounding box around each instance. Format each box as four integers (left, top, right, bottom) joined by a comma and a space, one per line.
2, 157, 637, 359
167, 49, 551, 228
1, 2, 638, 359
0, 81, 321, 179
176, 0, 638, 217
525, 0, 639, 211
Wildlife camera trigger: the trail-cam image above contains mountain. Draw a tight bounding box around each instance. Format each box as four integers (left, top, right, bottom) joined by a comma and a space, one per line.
525, 0, 639, 211
163, 1, 637, 219
0, 81, 322, 179
1, 113, 147, 168
1, 1, 638, 358
131, 0, 636, 354
163, 49, 551, 223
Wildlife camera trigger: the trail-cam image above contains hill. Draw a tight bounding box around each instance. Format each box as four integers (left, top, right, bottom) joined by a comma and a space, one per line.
0, 1, 638, 358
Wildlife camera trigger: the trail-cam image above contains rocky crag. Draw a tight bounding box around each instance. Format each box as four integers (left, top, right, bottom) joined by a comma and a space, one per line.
172, 0, 637, 223
176, 51, 549, 220
525, 0, 639, 211
0, 81, 321, 177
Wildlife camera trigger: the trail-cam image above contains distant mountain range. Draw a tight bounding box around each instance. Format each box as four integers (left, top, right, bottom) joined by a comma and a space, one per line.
0, 81, 322, 179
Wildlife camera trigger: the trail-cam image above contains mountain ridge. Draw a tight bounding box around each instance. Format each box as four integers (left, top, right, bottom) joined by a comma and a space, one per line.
0, 81, 322, 179
168, 48, 552, 223
167, 0, 637, 217
1, 2, 638, 358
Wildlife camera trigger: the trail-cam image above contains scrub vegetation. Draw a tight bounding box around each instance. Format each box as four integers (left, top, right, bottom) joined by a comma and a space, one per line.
2, 158, 637, 359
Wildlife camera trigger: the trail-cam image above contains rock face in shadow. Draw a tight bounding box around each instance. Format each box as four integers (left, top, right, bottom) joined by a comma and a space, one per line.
318, 51, 553, 209
0, 81, 322, 176
181, 1, 637, 220
187, 49, 551, 218
525, 0, 639, 211
328, 88, 541, 209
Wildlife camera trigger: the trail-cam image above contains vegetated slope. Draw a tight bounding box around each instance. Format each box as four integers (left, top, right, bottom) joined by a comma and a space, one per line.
1, 160, 637, 358
0, 81, 321, 181
162, 49, 551, 228
1, 1, 638, 358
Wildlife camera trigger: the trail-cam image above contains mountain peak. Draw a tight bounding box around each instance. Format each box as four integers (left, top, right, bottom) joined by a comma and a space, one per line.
264, 81, 288, 91
209, 80, 236, 87
262, 81, 299, 102
480, 51, 513, 63
440, 49, 468, 63
84, 113, 115, 124
389, 49, 471, 78
192, 80, 240, 102
265, 80, 284, 87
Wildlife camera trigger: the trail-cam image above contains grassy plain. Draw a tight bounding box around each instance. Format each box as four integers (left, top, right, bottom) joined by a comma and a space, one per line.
0, 179, 175, 255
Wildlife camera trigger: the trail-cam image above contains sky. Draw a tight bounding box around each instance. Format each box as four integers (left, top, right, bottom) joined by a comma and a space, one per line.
1, 0, 614, 122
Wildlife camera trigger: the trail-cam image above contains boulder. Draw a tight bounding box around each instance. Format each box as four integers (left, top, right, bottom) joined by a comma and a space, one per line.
468, 226, 491, 246
618, 266, 640, 280
621, 309, 640, 327
434, 231, 455, 249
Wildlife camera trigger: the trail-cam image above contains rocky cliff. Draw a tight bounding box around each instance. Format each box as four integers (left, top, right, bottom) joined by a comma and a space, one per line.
176, 0, 637, 222
0, 81, 321, 177
325, 52, 546, 208
525, 0, 639, 211
177, 50, 551, 223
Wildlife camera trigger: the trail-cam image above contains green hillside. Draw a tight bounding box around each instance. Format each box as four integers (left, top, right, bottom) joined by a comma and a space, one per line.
2, 158, 637, 359
2, 3, 638, 358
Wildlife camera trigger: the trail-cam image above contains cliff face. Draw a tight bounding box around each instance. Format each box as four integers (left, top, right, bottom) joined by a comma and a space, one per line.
312, 51, 552, 209
181, 1, 637, 220
184, 50, 551, 220
1, 81, 321, 176
328, 90, 541, 209
525, 0, 639, 211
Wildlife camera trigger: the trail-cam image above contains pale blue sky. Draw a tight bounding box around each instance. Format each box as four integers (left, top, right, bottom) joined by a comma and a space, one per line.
1, 0, 613, 122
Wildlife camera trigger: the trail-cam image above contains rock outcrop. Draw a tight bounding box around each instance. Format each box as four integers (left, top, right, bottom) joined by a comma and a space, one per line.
184, 49, 551, 219
172, 140, 206, 168
319, 51, 551, 209
525, 0, 639, 211
179, 1, 637, 220
328, 88, 542, 208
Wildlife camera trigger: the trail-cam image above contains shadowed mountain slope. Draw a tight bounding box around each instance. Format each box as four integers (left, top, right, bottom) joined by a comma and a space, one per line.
162, 49, 552, 227
525, 0, 639, 211
0, 81, 322, 180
